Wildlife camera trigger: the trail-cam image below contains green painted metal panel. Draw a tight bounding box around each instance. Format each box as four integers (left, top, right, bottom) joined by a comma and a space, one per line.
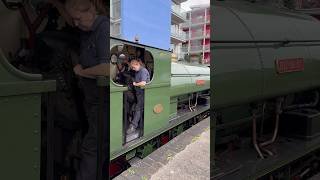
261, 46, 313, 98
144, 86, 170, 136
170, 82, 210, 97
0, 48, 56, 180
109, 38, 126, 158
229, 4, 319, 100
0, 50, 42, 82
183, 63, 210, 75
0, 94, 41, 180
0, 50, 56, 96
212, 5, 263, 108
0, 81, 56, 97
110, 91, 124, 156
145, 48, 171, 85
171, 63, 191, 92
170, 97, 178, 117
212, 3, 320, 108
144, 46, 171, 138
171, 63, 210, 97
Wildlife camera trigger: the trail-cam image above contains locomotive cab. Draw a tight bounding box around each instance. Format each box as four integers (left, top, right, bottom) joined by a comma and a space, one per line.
110, 42, 154, 143
109, 37, 172, 157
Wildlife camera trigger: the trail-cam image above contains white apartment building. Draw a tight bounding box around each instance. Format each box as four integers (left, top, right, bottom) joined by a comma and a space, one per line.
170, 0, 188, 62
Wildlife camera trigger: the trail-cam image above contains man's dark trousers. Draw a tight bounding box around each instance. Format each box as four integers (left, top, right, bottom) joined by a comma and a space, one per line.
77, 78, 108, 180
132, 91, 144, 129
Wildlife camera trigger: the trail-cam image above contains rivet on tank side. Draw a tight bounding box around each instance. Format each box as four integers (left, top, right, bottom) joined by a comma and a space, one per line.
33, 130, 39, 134
33, 164, 38, 170
33, 147, 39, 152
33, 113, 39, 117
4, 98, 9, 102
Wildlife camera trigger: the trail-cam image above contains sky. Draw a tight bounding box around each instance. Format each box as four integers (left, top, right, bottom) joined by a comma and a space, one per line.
181, 0, 210, 11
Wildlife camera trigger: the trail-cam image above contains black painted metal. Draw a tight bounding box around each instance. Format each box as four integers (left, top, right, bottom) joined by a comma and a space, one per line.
46, 93, 54, 180
97, 77, 109, 180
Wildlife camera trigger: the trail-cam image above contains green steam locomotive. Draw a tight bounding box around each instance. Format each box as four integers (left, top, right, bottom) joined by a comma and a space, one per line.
0, 1, 210, 179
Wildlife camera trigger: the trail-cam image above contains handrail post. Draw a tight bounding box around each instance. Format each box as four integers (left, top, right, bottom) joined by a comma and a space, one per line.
96, 76, 109, 180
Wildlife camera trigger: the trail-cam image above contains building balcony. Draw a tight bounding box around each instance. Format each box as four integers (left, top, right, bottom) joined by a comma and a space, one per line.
205, 32, 210, 38
181, 46, 188, 53
191, 31, 204, 38
202, 58, 210, 64
171, 52, 186, 62
181, 45, 209, 54
172, 0, 188, 5
206, 15, 210, 23
177, 52, 186, 60
188, 31, 210, 40
181, 21, 190, 29
171, 27, 187, 44
204, 44, 210, 52
189, 45, 203, 53
171, 5, 187, 24
192, 17, 205, 23
181, 17, 210, 29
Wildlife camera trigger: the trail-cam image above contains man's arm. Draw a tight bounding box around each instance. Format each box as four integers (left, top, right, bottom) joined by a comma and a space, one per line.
133, 69, 149, 87
133, 81, 146, 87
82, 19, 109, 77
76, 20, 110, 78
74, 63, 109, 78
81, 63, 109, 76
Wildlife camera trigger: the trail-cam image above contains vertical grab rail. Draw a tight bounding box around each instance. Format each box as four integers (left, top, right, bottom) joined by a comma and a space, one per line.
96, 76, 109, 180
45, 92, 55, 180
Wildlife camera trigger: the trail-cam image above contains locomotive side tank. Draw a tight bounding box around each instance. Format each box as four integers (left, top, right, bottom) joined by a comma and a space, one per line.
212, 1, 320, 108
212, 1, 320, 179
171, 62, 210, 97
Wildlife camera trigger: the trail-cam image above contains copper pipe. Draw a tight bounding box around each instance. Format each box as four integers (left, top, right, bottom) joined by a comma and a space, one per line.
188, 93, 198, 111
261, 148, 274, 156
252, 112, 264, 159
260, 98, 283, 147
190, 93, 198, 111
188, 95, 193, 112
259, 112, 279, 147
259, 102, 266, 137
